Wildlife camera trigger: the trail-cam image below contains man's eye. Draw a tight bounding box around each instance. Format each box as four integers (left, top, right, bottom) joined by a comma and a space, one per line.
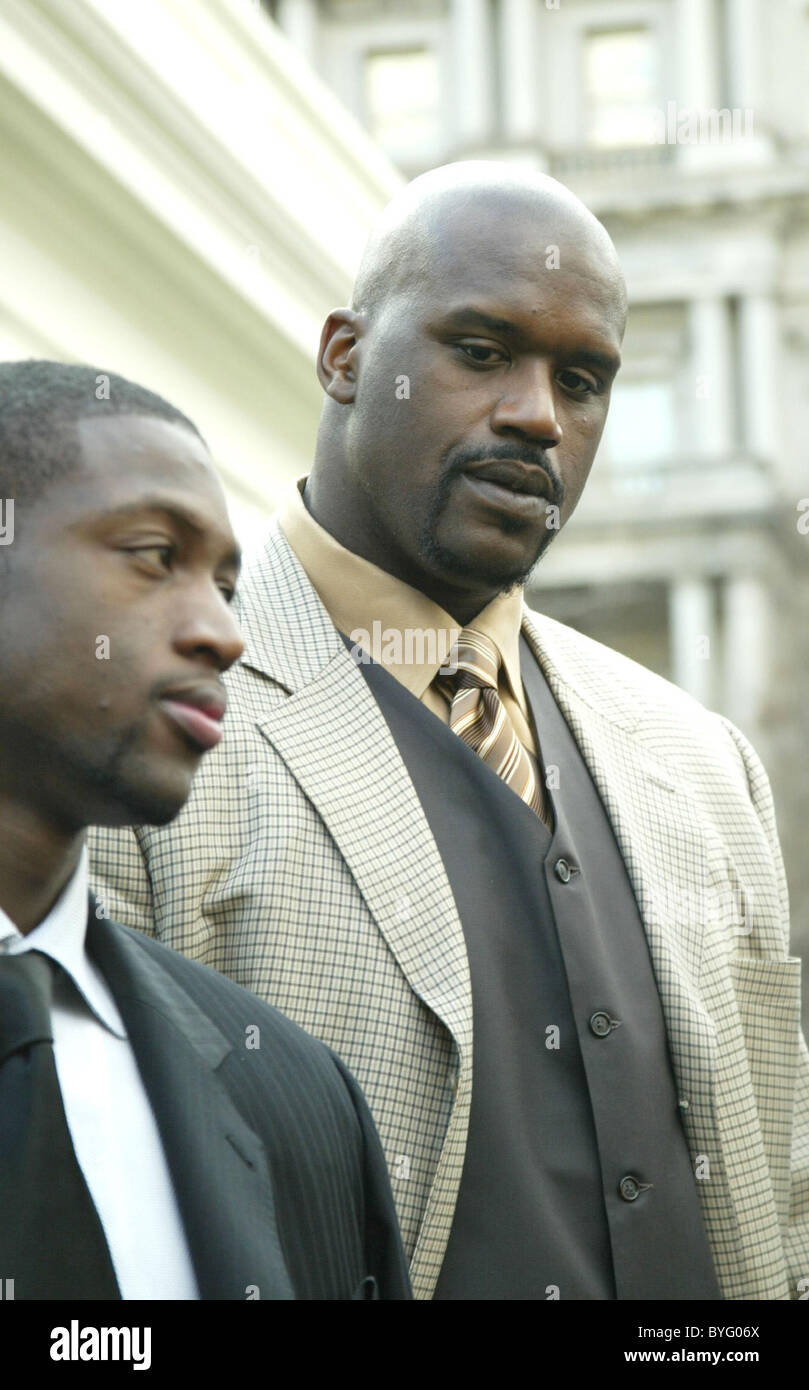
218, 583, 236, 604
557, 370, 599, 395
457, 342, 506, 366
128, 545, 174, 567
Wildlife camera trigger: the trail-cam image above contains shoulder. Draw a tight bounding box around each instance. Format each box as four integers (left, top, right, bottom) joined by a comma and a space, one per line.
521, 603, 753, 791
523, 604, 696, 710
523, 602, 720, 727
100, 915, 348, 1078
232, 523, 326, 644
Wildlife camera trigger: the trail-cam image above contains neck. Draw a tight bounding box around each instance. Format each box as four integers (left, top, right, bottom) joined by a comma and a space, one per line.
303, 475, 501, 625
0, 797, 84, 935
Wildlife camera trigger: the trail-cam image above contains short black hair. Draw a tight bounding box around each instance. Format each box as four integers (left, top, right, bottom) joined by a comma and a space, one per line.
0, 359, 203, 510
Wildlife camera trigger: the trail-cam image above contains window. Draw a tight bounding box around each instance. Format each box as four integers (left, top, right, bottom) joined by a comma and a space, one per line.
583, 26, 659, 146
603, 380, 676, 490
364, 48, 440, 153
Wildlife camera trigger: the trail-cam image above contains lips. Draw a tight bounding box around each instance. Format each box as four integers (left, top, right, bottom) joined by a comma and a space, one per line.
158, 686, 226, 752
465, 460, 551, 497
461, 461, 552, 519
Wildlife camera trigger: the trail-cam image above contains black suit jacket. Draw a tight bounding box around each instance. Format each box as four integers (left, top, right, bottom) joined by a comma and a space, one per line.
85, 896, 411, 1300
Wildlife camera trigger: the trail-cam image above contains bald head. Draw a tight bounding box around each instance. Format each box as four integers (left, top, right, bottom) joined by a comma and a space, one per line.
351, 161, 627, 334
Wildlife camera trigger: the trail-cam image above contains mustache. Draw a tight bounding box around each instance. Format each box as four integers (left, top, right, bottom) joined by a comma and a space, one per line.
444, 444, 565, 509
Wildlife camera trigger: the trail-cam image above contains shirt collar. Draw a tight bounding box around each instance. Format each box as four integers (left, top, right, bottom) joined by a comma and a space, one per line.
277, 477, 528, 709
0, 845, 126, 1038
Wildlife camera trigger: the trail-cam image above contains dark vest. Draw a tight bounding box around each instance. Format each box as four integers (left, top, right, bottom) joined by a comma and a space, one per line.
354, 635, 720, 1301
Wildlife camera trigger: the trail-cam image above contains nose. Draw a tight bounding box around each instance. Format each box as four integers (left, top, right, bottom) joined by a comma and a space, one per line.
490, 360, 563, 447
172, 586, 244, 672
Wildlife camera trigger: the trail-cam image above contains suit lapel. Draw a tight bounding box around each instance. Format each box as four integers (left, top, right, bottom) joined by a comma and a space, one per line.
87, 906, 294, 1300
238, 527, 472, 1063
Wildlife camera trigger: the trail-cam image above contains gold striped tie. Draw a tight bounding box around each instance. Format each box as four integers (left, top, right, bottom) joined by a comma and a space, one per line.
436, 628, 550, 826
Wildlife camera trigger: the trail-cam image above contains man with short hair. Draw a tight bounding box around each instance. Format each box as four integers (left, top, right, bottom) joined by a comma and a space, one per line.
0, 359, 411, 1300
91, 163, 809, 1300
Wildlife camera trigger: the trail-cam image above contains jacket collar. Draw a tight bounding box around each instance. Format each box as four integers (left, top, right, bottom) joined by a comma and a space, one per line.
236, 523, 343, 694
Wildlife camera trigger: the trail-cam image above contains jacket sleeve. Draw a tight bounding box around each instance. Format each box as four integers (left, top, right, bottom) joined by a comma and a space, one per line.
327, 1050, 413, 1300
717, 714, 809, 1298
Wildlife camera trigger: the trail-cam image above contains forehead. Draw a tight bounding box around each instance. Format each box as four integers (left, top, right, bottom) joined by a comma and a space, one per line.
417, 199, 624, 334
8, 414, 240, 577
31, 413, 236, 548
74, 414, 223, 502
16, 413, 238, 554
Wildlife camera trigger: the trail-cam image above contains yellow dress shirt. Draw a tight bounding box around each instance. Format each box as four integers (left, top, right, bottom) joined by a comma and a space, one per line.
277, 477, 539, 756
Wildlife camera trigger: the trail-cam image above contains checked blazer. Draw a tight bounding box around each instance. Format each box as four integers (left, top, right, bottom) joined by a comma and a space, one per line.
89, 521, 809, 1301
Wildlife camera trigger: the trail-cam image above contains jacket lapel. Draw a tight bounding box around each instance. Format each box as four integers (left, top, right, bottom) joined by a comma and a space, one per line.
86, 904, 294, 1300
237, 528, 472, 1064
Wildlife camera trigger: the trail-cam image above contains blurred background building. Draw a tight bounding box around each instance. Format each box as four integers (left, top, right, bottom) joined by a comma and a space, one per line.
2, 0, 808, 994
0, 0, 402, 548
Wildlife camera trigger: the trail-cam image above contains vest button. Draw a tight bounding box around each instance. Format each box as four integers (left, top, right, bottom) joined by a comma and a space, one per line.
589, 1011, 613, 1037
554, 858, 573, 883
619, 1175, 641, 1202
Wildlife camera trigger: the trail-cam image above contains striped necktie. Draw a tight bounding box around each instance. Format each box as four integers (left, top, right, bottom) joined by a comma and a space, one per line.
436, 628, 551, 827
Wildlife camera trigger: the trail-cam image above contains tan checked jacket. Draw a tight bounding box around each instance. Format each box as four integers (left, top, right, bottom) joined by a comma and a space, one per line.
89, 523, 809, 1300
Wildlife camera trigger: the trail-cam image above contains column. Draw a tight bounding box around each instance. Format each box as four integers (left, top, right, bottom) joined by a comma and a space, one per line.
498, 0, 538, 143
669, 578, 716, 705
451, 0, 494, 148
722, 0, 770, 160
676, 0, 718, 109
738, 292, 780, 464
724, 0, 760, 108
689, 295, 734, 457
275, 0, 318, 67
721, 574, 770, 736
675, 0, 720, 168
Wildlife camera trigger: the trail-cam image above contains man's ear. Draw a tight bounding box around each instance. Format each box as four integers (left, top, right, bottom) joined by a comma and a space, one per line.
317, 309, 362, 404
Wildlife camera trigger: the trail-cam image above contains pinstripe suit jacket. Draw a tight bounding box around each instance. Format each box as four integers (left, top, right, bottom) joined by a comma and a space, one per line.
86, 898, 411, 1299
89, 522, 809, 1300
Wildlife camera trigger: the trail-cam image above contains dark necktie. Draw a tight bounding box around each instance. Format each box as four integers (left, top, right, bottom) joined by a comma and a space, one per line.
0, 950, 121, 1299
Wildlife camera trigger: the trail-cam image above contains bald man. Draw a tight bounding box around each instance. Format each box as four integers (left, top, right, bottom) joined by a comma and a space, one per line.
90, 163, 809, 1301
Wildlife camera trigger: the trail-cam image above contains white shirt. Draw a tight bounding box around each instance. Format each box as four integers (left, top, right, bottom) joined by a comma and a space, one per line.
0, 847, 200, 1300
